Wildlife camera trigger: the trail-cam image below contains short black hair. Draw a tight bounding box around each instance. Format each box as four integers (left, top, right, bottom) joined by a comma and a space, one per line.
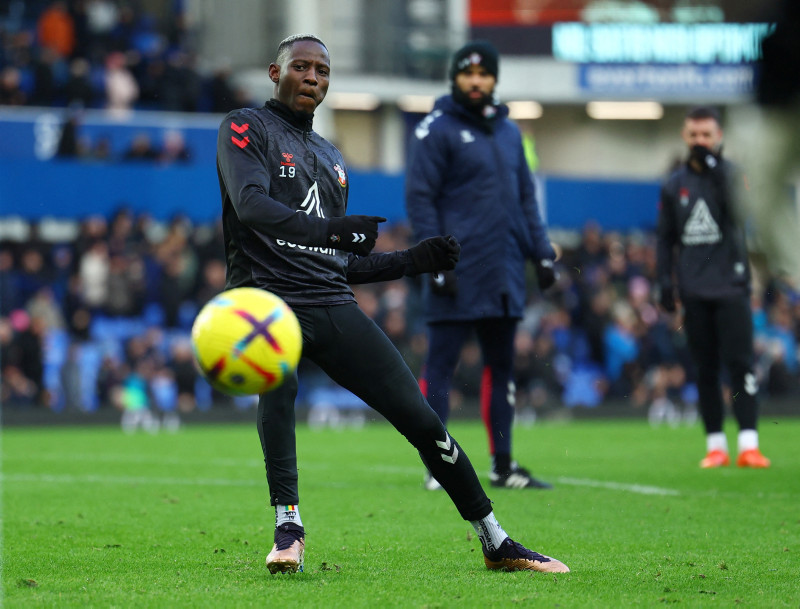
275, 34, 327, 65
685, 105, 722, 124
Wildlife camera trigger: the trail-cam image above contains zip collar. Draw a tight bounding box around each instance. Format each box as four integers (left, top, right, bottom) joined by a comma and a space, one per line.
265, 99, 314, 133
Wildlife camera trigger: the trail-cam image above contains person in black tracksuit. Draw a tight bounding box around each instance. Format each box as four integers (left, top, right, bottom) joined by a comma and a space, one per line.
215, 34, 569, 575
405, 41, 558, 492
656, 106, 770, 469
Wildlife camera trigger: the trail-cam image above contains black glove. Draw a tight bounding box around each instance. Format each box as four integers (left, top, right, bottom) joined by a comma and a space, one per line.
327, 215, 386, 256
408, 235, 461, 274
535, 258, 557, 291
429, 270, 458, 297
659, 282, 676, 313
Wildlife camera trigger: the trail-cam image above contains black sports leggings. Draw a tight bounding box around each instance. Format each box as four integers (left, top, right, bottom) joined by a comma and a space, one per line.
257, 302, 491, 521
682, 296, 759, 434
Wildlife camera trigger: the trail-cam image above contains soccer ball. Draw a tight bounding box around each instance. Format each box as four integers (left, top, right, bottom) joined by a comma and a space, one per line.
191, 287, 302, 396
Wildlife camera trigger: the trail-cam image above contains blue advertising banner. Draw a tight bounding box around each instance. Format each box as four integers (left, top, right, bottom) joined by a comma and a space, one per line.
578, 63, 757, 97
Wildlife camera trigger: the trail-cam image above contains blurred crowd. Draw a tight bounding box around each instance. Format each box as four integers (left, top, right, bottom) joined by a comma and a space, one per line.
3, 210, 799, 424
0, 0, 252, 114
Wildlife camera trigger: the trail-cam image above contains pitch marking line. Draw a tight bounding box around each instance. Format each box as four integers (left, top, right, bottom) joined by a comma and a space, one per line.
556, 476, 680, 496
2, 472, 679, 496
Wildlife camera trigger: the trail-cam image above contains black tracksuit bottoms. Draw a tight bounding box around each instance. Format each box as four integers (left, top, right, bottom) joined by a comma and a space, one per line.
257, 302, 492, 521
682, 295, 760, 434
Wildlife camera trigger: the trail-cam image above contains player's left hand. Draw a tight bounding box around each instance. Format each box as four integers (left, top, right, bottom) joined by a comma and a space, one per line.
408, 235, 461, 274
535, 258, 558, 291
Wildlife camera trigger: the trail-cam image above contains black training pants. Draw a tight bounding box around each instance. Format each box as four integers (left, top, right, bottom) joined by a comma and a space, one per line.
257, 302, 492, 521
682, 295, 760, 434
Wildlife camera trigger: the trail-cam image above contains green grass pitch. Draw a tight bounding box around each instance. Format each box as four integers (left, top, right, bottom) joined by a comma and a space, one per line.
2, 417, 799, 608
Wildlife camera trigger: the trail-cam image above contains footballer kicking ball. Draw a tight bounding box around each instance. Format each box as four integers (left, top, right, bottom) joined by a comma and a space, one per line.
191, 287, 302, 396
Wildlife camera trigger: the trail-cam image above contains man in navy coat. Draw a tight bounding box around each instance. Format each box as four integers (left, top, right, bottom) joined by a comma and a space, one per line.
406, 40, 558, 490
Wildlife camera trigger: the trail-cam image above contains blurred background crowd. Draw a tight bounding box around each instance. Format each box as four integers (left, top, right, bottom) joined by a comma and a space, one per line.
1, 0, 251, 114
2, 0, 799, 425
3, 209, 799, 424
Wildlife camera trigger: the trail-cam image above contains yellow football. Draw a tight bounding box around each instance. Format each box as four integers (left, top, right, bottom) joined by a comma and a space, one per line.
191, 287, 302, 395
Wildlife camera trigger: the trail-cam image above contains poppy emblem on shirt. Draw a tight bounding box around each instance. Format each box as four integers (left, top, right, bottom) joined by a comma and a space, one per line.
679, 187, 689, 207
281, 152, 295, 166
334, 163, 347, 187
230, 121, 250, 149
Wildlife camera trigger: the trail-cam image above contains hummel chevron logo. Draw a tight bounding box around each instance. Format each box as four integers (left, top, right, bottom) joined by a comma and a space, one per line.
232, 136, 250, 149
351, 233, 366, 243
231, 122, 251, 149
436, 433, 459, 464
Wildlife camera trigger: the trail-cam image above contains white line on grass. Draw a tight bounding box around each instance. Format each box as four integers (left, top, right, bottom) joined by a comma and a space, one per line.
2, 472, 680, 496
556, 476, 680, 496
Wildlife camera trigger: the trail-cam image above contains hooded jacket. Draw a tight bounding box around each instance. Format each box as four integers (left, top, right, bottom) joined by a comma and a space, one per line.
405, 95, 554, 321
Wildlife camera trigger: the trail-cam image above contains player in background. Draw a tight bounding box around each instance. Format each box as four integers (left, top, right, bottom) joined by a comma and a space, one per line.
405, 41, 558, 491
656, 106, 770, 469
215, 34, 569, 575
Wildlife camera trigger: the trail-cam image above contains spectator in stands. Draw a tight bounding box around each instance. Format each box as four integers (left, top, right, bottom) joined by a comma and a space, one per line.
107, 207, 136, 255
105, 253, 145, 317
103, 50, 139, 114
56, 111, 87, 158
0, 66, 27, 105
513, 328, 563, 414
157, 129, 191, 164
603, 300, 640, 397
123, 132, 159, 161
208, 62, 241, 113
86, 0, 119, 61
64, 57, 96, 108
0, 248, 19, 315
36, 1, 75, 59
16, 247, 50, 306
62, 272, 92, 340
30, 46, 59, 106
194, 258, 226, 306
78, 238, 109, 312
169, 338, 197, 414
5, 310, 46, 406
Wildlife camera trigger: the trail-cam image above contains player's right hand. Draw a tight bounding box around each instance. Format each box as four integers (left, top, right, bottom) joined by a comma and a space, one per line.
535, 258, 558, 291
327, 215, 387, 256
430, 269, 458, 297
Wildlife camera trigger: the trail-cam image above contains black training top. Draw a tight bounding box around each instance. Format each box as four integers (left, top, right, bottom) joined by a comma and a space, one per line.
216, 100, 414, 306
656, 158, 751, 300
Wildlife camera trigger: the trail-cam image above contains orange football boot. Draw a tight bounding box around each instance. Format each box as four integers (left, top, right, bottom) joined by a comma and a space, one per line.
736, 448, 771, 468
700, 449, 730, 468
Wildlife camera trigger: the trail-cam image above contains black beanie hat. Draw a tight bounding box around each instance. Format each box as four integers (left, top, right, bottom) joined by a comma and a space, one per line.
449, 40, 499, 82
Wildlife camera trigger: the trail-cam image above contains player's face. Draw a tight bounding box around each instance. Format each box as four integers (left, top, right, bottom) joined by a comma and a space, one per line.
454, 65, 496, 106
682, 117, 723, 152
269, 40, 330, 114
